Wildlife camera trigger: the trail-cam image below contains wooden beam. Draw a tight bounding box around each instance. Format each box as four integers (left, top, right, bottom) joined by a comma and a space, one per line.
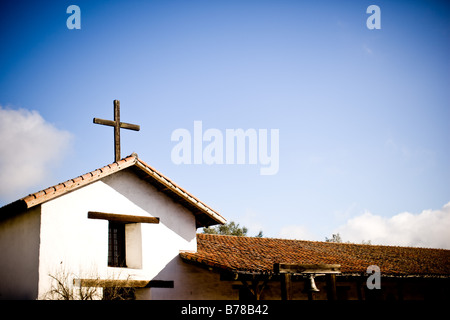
88, 211, 159, 224
93, 118, 115, 127
274, 263, 341, 274
145, 280, 175, 288
76, 279, 173, 288
93, 118, 140, 131
119, 122, 140, 131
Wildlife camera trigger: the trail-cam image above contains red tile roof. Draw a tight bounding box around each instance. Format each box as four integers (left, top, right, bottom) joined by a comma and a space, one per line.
0, 154, 226, 227
180, 234, 450, 277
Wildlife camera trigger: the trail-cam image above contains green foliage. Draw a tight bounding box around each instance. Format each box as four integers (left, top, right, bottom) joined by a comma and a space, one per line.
203, 221, 263, 238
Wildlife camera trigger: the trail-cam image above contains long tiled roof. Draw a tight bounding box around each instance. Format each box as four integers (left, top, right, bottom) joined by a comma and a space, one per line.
0, 154, 226, 227
180, 234, 450, 277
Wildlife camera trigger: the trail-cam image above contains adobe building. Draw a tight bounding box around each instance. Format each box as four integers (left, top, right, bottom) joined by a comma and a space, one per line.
1, 153, 449, 300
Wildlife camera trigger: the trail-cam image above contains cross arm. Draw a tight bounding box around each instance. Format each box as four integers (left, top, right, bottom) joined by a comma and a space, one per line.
93, 118, 140, 131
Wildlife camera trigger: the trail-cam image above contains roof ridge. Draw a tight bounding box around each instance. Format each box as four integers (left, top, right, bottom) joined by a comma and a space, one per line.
197, 233, 450, 251
186, 233, 450, 276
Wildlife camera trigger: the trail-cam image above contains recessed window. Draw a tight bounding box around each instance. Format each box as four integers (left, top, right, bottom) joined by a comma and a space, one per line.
88, 211, 155, 269
108, 222, 126, 267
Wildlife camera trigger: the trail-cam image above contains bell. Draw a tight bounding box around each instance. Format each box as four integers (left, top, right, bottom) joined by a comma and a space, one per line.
305, 274, 320, 292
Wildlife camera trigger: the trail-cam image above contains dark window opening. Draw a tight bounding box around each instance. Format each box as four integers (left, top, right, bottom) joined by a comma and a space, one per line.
108, 221, 126, 267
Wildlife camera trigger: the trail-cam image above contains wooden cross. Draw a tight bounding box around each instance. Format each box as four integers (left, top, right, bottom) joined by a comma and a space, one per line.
93, 100, 140, 162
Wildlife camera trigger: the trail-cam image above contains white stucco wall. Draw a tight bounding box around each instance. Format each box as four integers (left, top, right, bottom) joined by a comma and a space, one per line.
149, 257, 240, 300
0, 206, 41, 299
36, 168, 198, 299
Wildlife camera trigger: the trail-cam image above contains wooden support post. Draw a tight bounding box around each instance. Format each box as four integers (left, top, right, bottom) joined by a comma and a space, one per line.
326, 274, 337, 301
281, 273, 292, 300
114, 100, 121, 162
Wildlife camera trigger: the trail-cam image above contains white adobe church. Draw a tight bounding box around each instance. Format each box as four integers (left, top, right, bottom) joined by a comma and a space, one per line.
0, 152, 232, 300
0, 101, 229, 300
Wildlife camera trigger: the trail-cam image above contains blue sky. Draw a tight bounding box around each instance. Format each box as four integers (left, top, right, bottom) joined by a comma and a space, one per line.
1, 0, 449, 247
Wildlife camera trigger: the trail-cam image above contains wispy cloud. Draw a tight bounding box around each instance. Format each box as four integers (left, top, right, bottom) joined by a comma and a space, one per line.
0, 106, 73, 202
278, 224, 317, 241
363, 44, 373, 55
240, 208, 265, 236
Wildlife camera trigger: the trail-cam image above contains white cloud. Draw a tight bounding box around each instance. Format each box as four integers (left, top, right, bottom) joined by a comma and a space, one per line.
0, 106, 73, 201
335, 203, 450, 249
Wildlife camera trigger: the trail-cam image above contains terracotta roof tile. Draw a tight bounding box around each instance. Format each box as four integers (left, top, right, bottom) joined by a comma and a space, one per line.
180, 234, 450, 277
53, 183, 65, 192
